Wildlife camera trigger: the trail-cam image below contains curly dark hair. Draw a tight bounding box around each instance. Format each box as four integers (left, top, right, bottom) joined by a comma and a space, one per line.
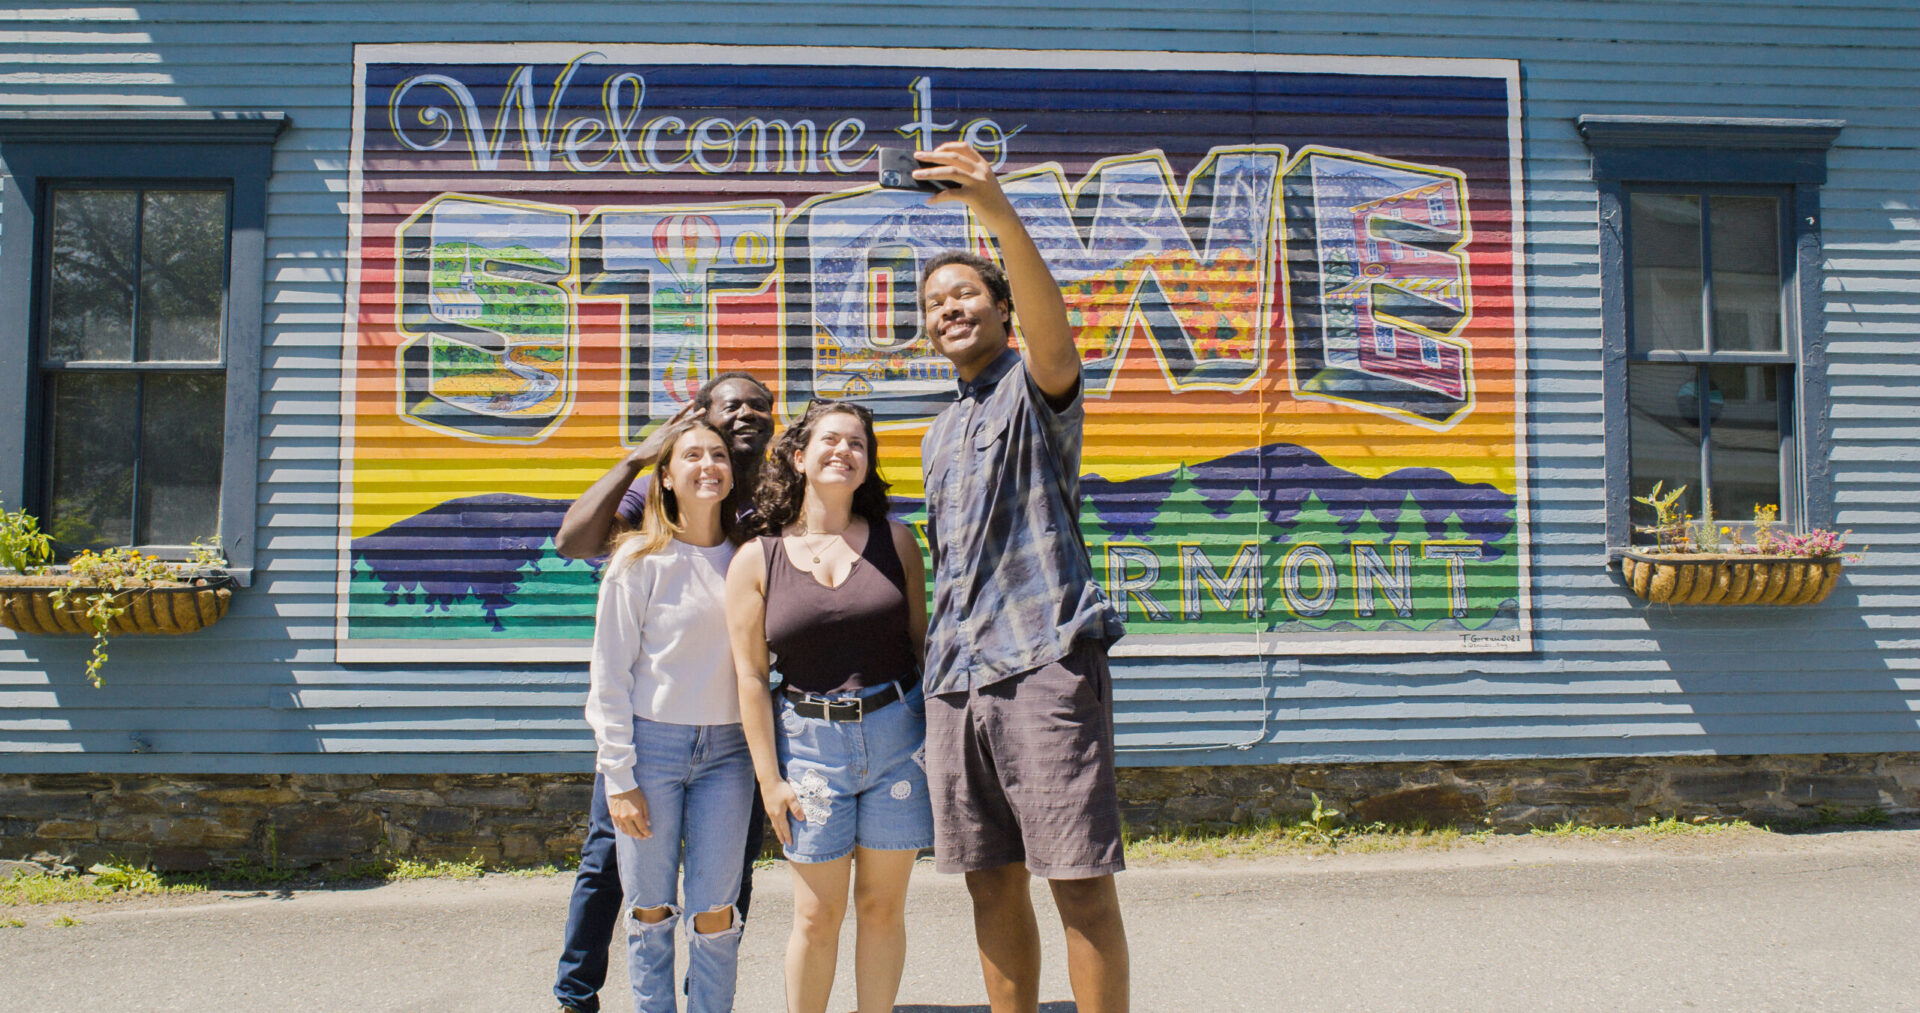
690, 370, 771, 419
749, 400, 891, 536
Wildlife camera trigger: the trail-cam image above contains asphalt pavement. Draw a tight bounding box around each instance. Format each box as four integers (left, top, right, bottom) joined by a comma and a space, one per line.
3, 827, 1916, 1012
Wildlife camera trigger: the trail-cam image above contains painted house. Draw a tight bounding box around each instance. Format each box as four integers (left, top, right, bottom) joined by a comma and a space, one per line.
1, 3, 1915, 867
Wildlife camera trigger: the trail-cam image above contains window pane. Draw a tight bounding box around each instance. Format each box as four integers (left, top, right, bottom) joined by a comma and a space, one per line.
1628, 362, 1703, 543
1709, 196, 1783, 353
138, 190, 228, 362
46, 372, 138, 548
1708, 364, 1785, 525
137, 372, 226, 545
1630, 193, 1703, 353
47, 189, 138, 362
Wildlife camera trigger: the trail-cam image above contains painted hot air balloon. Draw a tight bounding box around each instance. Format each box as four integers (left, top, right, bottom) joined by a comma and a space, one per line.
652, 213, 721, 293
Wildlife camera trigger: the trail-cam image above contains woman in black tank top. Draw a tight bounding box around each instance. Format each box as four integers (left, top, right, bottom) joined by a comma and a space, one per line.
725, 400, 931, 1013
758, 521, 916, 695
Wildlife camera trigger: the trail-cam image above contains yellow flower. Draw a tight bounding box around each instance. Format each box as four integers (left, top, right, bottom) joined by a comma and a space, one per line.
1720, 526, 1731, 534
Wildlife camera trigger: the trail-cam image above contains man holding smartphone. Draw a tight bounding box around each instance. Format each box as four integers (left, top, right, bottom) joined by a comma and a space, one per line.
910, 141, 1131, 1013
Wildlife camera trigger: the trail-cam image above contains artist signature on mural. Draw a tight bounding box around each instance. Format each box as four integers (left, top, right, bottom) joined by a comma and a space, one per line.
1458, 632, 1521, 647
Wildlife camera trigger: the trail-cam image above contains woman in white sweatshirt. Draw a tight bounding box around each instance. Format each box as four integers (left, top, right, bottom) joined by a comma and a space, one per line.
585, 417, 753, 1013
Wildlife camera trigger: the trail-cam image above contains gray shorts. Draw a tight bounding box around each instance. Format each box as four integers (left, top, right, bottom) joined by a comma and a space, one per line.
925, 639, 1125, 879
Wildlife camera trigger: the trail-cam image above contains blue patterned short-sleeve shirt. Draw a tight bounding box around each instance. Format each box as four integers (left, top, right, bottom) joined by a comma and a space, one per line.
920, 349, 1125, 697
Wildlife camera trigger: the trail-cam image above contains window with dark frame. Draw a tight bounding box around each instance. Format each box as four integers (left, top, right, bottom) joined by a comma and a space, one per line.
1625, 187, 1797, 543
1577, 114, 1842, 555
0, 112, 286, 583
38, 184, 231, 552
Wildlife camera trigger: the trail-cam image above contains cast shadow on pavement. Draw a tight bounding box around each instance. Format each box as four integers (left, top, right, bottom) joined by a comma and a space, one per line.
895, 1005, 1076, 1012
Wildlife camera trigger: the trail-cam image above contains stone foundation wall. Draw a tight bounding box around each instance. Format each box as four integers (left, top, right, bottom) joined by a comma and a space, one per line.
4, 753, 1916, 872
1115, 752, 1920, 833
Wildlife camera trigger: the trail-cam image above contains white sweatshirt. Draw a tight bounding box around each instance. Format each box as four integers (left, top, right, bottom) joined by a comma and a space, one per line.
584, 537, 740, 795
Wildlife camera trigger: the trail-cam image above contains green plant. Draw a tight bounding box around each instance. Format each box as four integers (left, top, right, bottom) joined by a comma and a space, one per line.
2, 862, 205, 906
1124, 816, 1477, 862
44, 539, 229, 687
1686, 489, 1724, 553
51, 914, 80, 927
0, 916, 23, 928
500, 863, 565, 878
1529, 816, 1757, 839
1293, 793, 1349, 847
1633, 484, 1861, 562
1632, 481, 1689, 551
88, 862, 163, 893
1791, 805, 1891, 828
0, 502, 53, 575
1752, 504, 1780, 551
387, 855, 486, 881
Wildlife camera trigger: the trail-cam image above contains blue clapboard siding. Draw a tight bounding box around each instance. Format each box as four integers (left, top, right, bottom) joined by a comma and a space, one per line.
1, 0, 1918, 774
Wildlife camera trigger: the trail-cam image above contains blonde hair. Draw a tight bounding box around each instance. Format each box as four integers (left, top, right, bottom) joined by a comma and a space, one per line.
606, 418, 741, 575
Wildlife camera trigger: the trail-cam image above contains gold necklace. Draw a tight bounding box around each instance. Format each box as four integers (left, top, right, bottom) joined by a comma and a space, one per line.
797, 523, 849, 564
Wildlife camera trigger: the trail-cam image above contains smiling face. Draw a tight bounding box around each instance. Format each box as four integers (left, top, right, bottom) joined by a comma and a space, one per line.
794, 408, 871, 494
659, 425, 733, 512
703, 377, 774, 459
922, 262, 1011, 378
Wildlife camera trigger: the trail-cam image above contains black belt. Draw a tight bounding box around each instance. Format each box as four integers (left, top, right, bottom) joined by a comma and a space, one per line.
782, 682, 903, 723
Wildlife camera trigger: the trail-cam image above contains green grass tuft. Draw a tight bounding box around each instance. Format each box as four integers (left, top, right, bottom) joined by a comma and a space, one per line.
1780, 806, 1894, 829
500, 863, 564, 878
2, 863, 206, 906
1529, 816, 1758, 839
386, 856, 485, 881
1125, 806, 1484, 861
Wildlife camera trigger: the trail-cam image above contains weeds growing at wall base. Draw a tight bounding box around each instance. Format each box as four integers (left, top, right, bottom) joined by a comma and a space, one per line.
1529, 816, 1758, 839
2, 854, 497, 907
1124, 810, 1782, 861
1124, 796, 1495, 862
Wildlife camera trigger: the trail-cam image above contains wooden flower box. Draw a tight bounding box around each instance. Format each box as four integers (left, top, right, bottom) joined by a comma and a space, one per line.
1619, 551, 1843, 606
0, 574, 235, 636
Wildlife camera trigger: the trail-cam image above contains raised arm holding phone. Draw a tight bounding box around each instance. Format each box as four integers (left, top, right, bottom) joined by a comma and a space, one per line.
911, 141, 1132, 1013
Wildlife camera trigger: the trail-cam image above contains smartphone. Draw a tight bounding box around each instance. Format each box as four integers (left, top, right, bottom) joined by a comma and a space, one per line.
877, 147, 959, 192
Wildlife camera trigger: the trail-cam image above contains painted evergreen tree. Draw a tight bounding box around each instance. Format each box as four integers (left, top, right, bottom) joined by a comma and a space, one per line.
508, 537, 599, 638
1341, 492, 1414, 631
1268, 491, 1344, 632
1155, 464, 1262, 634
1413, 503, 1518, 631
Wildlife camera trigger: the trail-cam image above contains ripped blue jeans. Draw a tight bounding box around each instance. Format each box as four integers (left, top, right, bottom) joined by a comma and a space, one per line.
613, 717, 754, 1013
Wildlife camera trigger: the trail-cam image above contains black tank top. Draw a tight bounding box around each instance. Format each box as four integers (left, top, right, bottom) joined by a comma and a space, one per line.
761, 524, 915, 695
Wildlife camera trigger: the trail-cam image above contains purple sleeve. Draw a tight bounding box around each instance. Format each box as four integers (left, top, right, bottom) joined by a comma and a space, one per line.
615, 475, 650, 525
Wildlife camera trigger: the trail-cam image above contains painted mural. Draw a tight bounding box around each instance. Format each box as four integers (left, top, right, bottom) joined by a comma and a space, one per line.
337, 45, 1531, 661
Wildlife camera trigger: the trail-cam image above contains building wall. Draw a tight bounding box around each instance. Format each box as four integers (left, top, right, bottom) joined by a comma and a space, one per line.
1, 2, 1917, 774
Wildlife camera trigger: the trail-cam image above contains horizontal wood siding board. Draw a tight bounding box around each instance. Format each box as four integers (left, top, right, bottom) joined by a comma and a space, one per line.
1, 2, 1916, 770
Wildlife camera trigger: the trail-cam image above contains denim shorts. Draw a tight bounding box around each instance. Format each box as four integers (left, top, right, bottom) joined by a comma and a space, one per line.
774, 680, 935, 862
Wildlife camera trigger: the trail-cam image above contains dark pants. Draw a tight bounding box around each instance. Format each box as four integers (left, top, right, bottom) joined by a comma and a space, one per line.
553, 772, 768, 1012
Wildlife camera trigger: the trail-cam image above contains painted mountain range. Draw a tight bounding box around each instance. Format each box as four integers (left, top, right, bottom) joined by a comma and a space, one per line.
347, 441, 1517, 637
